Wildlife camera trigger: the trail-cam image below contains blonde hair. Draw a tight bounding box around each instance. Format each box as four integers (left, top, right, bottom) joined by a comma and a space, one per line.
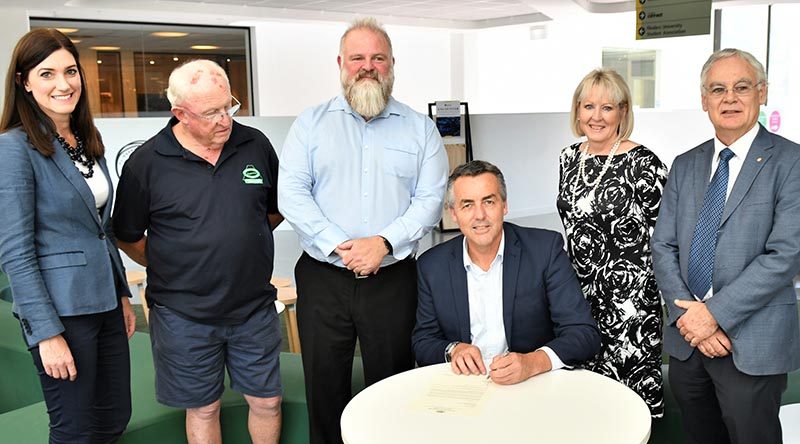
569, 68, 633, 140
339, 17, 393, 59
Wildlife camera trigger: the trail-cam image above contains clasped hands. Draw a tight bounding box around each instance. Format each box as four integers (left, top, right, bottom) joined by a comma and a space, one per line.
335, 236, 390, 276
674, 299, 732, 359
448, 343, 550, 385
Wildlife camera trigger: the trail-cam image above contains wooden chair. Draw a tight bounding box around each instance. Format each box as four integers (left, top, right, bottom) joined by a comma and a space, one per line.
125, 270, 148, 322
276, 285, 300, 353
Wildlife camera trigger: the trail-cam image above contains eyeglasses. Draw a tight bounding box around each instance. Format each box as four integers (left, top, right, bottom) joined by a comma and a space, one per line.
704, 81, 763, 98
180, 96, 241, 123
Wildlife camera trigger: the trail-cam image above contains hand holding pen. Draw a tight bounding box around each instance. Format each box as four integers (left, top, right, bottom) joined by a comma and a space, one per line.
489, 348, 552, 385
487, 349, 510, 379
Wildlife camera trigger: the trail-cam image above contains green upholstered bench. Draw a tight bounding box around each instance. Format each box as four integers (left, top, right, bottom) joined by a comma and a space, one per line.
0, 300, 366, 443
0, 300, 45, 414
0, 272, 12, 302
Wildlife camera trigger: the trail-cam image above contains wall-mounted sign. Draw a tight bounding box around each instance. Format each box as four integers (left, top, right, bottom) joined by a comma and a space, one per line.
636, 0, 711, 40
770, 110, 781, 132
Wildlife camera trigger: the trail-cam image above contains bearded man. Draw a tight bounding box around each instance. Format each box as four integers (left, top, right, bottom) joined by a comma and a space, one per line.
278, 17, 448, 444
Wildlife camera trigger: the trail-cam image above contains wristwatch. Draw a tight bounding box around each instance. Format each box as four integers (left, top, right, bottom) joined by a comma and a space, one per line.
380, 236, 393, 255
444, 341, 460, 363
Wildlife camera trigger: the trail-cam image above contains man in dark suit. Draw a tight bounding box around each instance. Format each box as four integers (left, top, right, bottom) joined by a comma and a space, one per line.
412, 160, 600, 384
652, 48, 800, 444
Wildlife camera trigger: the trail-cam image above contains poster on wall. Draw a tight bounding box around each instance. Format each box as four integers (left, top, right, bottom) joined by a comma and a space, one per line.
435, 101, 462, 137
428, 101, 474, 232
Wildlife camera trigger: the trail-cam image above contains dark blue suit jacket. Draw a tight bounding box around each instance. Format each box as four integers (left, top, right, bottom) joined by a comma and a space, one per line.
412, 222, 600, 366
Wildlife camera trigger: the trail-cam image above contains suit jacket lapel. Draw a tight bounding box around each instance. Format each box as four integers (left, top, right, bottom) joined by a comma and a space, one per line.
694, 140, 715, 211
720, 125, 773, 225
449, 238, 471, 342
50, 139, 102, 228
501, 224, 520, 345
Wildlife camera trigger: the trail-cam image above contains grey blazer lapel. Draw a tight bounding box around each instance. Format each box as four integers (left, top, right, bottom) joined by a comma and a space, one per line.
449, 240, 472, 342
693, 140, 715, 211
720, 126, 773, 225
501, 225, 520, 344
50, 139, 102, 228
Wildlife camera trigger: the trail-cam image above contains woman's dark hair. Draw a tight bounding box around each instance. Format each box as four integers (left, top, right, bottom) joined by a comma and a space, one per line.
0, 28, 103, 158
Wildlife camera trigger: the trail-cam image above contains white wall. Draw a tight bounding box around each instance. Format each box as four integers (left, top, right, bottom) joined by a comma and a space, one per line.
251, 21, 453, 116
757, 4, 800, 143
719, 5, 769, 63
461, 12, 714, 114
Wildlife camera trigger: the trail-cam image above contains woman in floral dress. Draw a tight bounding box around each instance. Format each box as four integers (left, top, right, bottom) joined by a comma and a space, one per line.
557, 68, 668, 417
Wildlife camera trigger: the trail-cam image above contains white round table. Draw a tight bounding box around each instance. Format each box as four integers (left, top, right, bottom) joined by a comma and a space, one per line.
780, 403, 800, 443
341, 364, 651, 444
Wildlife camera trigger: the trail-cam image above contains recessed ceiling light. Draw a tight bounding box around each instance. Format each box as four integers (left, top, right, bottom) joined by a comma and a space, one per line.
90, 46, 121, 51
56, 28, 78, 34
96, 60, 102, 64
151, 31, 189, 38
173, 57, 179, 61
149, 60, 155, 65
191, 45, 219, 50
70, 39, 82, 44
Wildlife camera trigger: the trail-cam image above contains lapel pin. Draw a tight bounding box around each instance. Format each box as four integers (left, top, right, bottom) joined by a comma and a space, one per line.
756, 157, 763, 162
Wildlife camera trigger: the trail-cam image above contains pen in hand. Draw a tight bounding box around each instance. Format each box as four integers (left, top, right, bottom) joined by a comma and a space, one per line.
487, 349, 510, 379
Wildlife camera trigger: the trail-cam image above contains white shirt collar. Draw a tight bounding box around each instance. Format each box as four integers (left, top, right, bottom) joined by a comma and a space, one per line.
462, 232, 505, 273
713, 123, 760, 161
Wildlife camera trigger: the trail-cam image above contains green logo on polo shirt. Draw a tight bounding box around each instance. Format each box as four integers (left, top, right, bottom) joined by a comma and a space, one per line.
242, 164, 263, 184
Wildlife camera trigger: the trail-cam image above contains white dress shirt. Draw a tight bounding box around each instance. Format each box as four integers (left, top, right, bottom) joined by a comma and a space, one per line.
462, 234, 565, 370
278, 95, 448, 267
700, 123, 759, 301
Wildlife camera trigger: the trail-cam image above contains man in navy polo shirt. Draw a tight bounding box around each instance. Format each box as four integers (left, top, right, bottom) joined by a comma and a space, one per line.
113, 59, 283, 444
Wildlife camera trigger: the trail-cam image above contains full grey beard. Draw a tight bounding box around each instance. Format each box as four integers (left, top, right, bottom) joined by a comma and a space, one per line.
341, 69, 394, 119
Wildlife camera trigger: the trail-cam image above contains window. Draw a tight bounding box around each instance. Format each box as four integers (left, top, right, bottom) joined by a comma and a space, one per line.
603, 49, 658, 109
30, 19, 252, 118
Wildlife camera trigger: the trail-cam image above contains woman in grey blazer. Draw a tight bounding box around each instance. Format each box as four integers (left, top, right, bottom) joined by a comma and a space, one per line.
0, 29, 134, 443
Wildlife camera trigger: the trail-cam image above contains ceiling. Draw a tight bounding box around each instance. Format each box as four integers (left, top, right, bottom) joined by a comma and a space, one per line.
169, 0, 543, 22
13, 0, 623, 28
13, 0, 791, 29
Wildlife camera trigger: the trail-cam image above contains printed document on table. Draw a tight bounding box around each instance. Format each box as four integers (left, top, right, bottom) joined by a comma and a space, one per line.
409, 371, 493, 416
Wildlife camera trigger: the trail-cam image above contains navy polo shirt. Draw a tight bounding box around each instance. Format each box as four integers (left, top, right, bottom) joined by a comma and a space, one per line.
113, 118, 279, 324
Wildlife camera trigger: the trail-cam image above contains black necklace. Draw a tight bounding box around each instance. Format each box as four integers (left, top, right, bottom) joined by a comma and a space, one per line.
55, 133, 95, 178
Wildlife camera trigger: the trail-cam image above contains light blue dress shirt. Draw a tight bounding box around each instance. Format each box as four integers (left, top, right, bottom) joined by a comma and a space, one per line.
279, 95, 448, 267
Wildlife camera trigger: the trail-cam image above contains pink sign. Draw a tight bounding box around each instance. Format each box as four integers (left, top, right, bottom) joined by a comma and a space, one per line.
770, 111, 781, 132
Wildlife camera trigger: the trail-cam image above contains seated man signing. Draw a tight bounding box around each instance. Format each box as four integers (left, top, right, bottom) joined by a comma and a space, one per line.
412, 160, 600, 384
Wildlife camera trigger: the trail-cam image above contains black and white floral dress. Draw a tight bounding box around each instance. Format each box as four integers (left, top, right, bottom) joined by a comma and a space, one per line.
557, 142, 668, 417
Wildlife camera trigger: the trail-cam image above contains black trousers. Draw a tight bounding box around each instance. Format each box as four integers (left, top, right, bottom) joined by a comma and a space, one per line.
295, 253, 417, 444
29, 302, 131, 444
669, 352, 786, 444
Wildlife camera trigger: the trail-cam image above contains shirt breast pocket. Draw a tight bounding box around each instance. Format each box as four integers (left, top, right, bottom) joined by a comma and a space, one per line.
382, 146, 418, 179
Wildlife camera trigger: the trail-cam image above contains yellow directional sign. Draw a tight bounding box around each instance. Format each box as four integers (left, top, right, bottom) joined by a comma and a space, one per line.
636, 0, 711, 40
